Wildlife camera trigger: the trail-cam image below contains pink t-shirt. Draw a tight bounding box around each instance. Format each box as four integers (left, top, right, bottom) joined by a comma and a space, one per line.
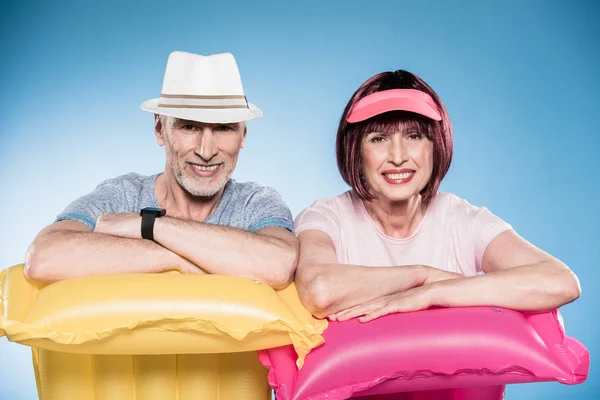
295, 191, 513, 276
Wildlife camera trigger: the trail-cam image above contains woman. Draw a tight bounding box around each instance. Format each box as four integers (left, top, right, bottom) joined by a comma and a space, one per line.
295, 70, 581, 325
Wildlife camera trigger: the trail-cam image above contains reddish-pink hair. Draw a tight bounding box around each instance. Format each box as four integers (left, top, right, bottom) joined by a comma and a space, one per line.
336, 70, 453, 203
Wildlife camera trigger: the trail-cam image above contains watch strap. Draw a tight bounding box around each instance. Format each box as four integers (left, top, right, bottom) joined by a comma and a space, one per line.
141, 212, 157, 241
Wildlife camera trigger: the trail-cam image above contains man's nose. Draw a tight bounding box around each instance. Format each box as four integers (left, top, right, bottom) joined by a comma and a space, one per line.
196, 129, 218, 161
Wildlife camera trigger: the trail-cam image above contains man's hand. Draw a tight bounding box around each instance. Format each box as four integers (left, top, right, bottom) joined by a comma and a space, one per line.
93, 213, 208, 274
328, 284, 436, 323
94, 213, 142, 239
173, 254, 208, 275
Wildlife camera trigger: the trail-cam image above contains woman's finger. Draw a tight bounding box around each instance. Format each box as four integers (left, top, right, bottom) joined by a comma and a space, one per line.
359, 305, 392, 323
337, 301, 383, 321
328, 305, 359, 321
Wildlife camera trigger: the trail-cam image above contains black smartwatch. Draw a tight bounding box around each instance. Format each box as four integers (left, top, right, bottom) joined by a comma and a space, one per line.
139, 207, 166, 241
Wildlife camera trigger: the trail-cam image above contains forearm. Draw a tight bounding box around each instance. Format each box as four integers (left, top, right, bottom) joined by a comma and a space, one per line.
299, 264, 459, 318
153, 217, 296, 288
428, 261, 581, 312
25, 230, 197, 284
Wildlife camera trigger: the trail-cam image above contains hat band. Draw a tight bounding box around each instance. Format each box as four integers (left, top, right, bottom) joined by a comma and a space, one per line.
158, 104, 249, 109
158, 93, 249, 109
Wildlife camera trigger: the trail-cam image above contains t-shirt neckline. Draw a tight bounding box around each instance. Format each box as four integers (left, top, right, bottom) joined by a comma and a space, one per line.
355, 191, 438, 244
151, 173, 233, 224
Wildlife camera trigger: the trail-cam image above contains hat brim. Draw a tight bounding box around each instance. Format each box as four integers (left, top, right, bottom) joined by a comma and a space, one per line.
141, 98, 263, 123
347, 95, 442, 123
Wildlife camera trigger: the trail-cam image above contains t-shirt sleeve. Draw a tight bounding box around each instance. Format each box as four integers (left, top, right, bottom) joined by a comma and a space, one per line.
245, 187, 294, 233
294, 199, 341, 246
55, 178, 128, 230
471, 206, 513, 273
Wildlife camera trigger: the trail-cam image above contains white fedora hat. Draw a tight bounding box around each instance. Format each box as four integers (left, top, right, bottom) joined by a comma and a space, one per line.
141, 51, 262, 123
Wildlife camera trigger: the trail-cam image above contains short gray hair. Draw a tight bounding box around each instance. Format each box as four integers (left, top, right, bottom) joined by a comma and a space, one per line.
159, 115, 174, 128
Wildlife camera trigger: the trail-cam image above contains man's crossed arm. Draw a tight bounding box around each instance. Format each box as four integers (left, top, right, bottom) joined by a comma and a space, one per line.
25, 213, 298, 288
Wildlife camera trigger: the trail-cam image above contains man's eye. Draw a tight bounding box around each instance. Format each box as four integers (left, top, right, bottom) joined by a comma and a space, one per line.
182, 124, 196, 130
215, 125, 233, 131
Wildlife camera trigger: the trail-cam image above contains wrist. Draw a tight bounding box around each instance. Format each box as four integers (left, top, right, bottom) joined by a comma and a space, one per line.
422, 266, 463, 284
140, 208, 166, 241
164, 250, 186, 273
425, 280, 449, 307
152, 215, 163, 242
414, 265, 431, 285
150, 215, 172, 245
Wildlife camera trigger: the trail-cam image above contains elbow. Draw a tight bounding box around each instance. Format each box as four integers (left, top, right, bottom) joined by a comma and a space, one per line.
561, 268, 581, 305
24, 243, 56, 285
305, 303, 332, 320
296, 270, 335, 319
544, 264, 581, 309
268, 269, 295, 290
266, 239, 299, 290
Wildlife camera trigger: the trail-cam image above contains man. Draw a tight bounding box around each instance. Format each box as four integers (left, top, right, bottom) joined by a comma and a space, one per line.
24, 51, 298, 289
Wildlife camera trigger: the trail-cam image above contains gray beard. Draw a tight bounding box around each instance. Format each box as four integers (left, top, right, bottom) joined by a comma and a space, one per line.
172, 165, 232, 198
175, 171, 229, 197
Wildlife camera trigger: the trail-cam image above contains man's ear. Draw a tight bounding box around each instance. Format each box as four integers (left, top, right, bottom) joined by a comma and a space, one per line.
240, 123, 247, 149
154, 114, 165, 146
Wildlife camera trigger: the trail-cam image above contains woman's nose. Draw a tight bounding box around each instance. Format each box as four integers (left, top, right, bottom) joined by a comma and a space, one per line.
389, 138, 407, 165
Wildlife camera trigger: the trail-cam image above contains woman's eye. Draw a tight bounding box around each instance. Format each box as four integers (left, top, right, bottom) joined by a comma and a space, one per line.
407, 133, 422, 140
370, 136, 385, 143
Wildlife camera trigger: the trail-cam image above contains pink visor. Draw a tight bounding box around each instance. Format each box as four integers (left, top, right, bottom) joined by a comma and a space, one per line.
346, 89, 442, 123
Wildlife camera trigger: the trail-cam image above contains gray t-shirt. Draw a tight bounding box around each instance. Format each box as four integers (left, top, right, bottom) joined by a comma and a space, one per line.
56, 173, 294, 233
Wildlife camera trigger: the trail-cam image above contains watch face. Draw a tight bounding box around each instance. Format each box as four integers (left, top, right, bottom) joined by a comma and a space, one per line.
140, 207, 166, 217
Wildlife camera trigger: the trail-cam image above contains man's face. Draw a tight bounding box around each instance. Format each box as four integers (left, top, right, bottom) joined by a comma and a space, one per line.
156, 116, 246, 197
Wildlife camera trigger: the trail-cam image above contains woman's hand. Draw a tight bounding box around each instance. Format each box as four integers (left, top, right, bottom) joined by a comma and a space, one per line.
327, 267, 462, 322
328, 284, 435, 322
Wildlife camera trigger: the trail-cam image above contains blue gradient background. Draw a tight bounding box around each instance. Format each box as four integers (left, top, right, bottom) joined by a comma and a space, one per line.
1, 0, 598, 399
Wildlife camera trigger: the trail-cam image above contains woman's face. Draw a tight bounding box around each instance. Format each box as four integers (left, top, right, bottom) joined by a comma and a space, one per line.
360, 127, 434, 203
